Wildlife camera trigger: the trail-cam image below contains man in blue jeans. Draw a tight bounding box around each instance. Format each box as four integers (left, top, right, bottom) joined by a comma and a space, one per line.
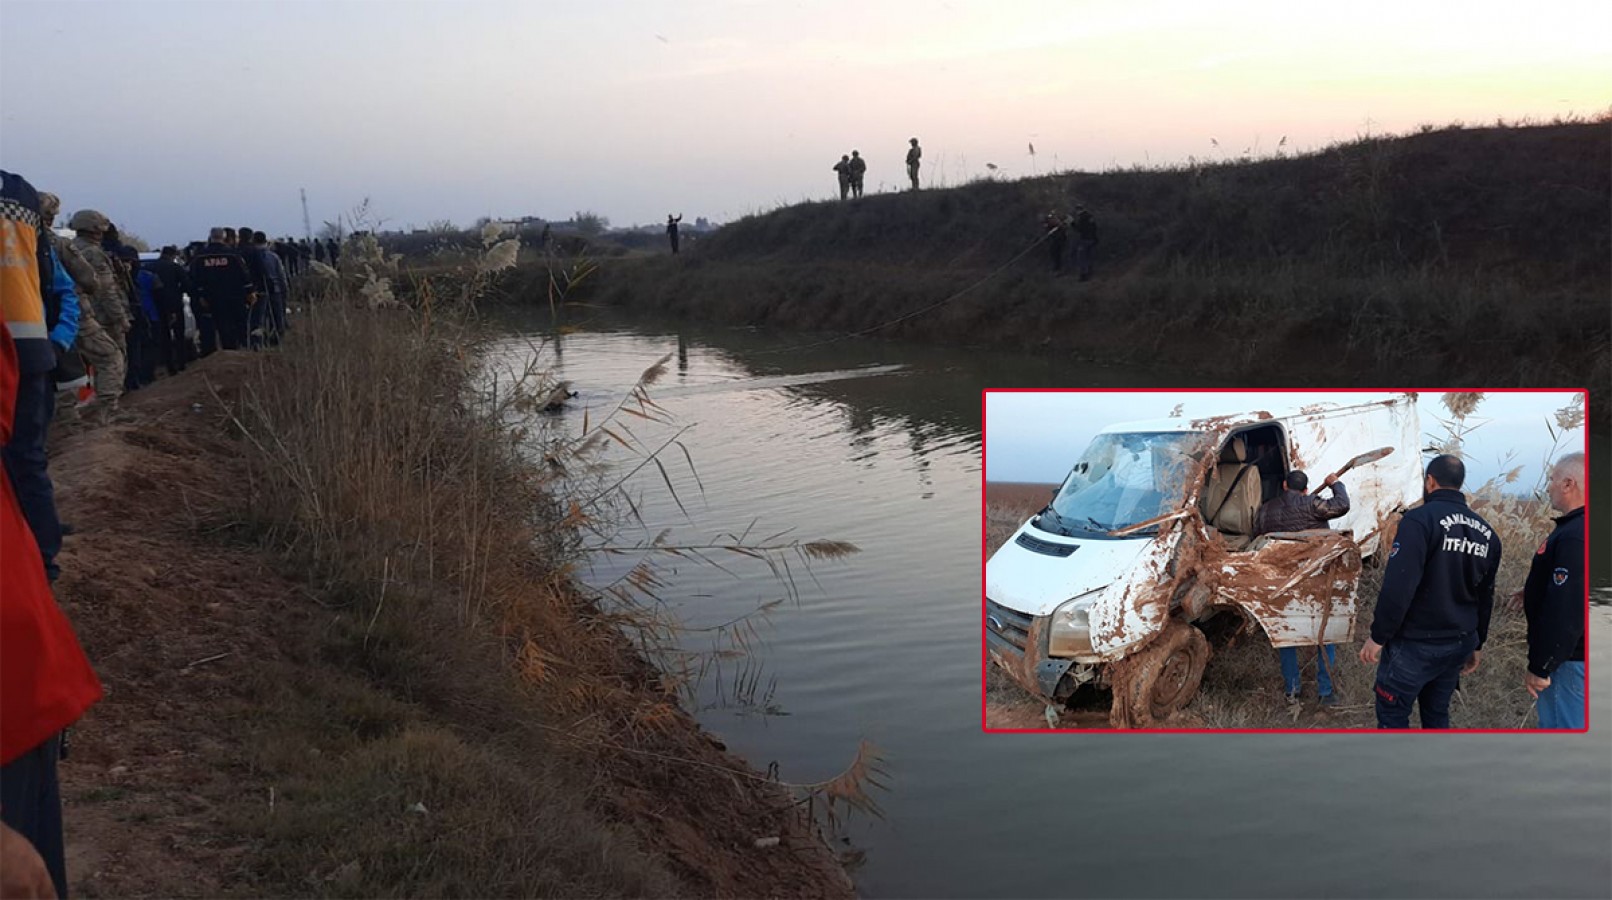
1521, 452, 1586, 729
1254, 469, 1351, 705
1360, 455, 1501, 728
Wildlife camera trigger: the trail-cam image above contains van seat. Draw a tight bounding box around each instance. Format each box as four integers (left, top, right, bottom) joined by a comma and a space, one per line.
1201, 437, 1262, 540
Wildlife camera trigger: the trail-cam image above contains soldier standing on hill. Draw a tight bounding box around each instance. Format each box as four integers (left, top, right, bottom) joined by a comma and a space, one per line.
1360, 454, 1501, 729
848, 150, 867, 198
666, 214, 683, 255
906, 138, 922, 190
833, 154, 852, 201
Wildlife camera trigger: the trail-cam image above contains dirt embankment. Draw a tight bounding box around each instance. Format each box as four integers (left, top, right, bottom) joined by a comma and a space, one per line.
48, 353, 852, 898
571, 122, 1609, 407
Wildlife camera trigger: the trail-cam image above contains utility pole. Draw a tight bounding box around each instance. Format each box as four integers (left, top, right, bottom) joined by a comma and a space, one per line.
300, 188, 313, 242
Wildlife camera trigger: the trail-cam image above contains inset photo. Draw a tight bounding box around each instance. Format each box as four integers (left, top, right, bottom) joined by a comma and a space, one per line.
983, 390, 1588, 732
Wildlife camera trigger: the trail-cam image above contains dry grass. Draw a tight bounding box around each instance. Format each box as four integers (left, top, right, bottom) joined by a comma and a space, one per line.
206, 270, 861, 894
221, 288, 691, 894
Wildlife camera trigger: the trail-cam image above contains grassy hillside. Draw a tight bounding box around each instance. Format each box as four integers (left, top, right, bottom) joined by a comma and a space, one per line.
585, 121, 1610, 393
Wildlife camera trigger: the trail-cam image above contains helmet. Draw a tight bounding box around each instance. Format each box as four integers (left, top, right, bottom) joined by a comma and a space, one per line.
68, 209, 111, 232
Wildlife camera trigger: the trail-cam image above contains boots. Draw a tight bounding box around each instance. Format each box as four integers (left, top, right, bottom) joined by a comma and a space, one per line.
93, 396, 136, 425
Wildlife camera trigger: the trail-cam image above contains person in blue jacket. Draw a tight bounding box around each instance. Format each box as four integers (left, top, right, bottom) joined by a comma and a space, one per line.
0, 169, 81, 581
115, 246, 162, 388
1359, 454, 1501, 728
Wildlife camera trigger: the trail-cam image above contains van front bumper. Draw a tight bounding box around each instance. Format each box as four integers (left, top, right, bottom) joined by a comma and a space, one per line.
986, 598, 1079, 701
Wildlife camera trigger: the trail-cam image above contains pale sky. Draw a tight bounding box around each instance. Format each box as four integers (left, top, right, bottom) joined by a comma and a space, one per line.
2, 0, 1607, 245
984, 391, 1587, 492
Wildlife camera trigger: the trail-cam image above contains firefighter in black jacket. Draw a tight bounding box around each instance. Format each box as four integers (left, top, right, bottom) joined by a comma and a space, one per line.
1360, 454, 1501, 728
1520, 451, 1586, 729
187, 228, 256, 351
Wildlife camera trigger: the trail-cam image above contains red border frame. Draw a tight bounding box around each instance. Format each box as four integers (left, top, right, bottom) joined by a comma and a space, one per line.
980, 388, 1592, 734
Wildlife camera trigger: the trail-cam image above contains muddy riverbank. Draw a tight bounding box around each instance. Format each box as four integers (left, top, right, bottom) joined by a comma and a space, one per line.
47, 343, 852, 897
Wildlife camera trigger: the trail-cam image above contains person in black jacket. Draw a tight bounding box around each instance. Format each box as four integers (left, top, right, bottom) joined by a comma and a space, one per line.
1360, 454, 1501, 728
1255, 470, 1350, 704
148, 246, 192, 373
1072, 206, 1099, 281
1520, 452, 1586, 729
188, 228, 257, 351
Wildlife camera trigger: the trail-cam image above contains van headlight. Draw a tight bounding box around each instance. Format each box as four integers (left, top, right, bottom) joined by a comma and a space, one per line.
1048, 589, 1104, 657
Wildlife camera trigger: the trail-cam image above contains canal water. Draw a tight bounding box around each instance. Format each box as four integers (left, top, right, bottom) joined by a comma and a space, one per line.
486, 309, 1611, 898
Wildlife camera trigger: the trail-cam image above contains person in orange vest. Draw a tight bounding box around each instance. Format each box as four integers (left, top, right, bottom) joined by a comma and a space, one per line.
2, 170, 81, 581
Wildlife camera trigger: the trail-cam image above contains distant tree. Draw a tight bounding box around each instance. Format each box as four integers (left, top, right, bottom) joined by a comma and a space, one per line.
427, 219, 457, 234
118, 230, 151, 252
573, 210, 608, 237
318, 220, 344, 241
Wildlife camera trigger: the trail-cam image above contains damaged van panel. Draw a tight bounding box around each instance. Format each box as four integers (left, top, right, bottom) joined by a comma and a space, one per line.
1212, 531, 1362, 647
984, 393, 1423, 727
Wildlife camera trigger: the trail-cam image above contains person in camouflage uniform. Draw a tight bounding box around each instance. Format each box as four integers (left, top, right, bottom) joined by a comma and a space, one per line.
38, 195, 123, 411
847, 150, 867, 198
65, 208, 129, 414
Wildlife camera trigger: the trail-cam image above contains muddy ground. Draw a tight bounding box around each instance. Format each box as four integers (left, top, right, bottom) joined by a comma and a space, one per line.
982, 484, 1542, 730
46, 353, 852, 897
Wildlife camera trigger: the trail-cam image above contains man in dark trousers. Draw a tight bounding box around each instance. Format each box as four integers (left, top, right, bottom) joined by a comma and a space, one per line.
1521, 451, 1586, 729
666, 214, 683, 254
833, 154, 852, 201
1072, 205, 1099, 281
847, 150, 866, 198
148, 246, 192, 373
905, 137, 922, 190
1, 318, 104, 900
188, 228, 257, 351
1360, 454, 1501, 728
1042, 211, 1069, 273
1254, 469, 1351, 705
1, 170, 80, 582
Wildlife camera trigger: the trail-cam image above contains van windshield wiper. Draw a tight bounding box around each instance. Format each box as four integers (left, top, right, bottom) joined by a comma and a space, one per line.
1082, 516, 1111, 533
1036, 505, 1070, 536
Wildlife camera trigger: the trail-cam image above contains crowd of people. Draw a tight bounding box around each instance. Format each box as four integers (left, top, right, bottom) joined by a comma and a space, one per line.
1, 167, 334, 898
40, 203, 335, 425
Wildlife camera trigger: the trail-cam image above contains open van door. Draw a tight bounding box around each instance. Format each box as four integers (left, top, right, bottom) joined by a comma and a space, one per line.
1219, 529, 1362, 647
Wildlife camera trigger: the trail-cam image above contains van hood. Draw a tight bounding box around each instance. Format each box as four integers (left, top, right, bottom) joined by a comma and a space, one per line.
985, 520, 1157, 617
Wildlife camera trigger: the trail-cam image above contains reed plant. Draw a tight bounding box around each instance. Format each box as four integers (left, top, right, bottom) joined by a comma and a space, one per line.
219, 245, 880, 890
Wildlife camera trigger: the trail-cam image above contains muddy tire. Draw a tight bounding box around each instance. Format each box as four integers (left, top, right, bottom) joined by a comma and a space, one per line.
1108, 621, 1210, 728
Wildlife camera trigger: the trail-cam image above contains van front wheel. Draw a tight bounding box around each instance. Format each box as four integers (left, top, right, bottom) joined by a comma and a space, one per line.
1109, 622, 1210, 728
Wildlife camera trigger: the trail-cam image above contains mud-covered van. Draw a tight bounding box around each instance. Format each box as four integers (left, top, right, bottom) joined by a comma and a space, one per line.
985, 395, 1423, 727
